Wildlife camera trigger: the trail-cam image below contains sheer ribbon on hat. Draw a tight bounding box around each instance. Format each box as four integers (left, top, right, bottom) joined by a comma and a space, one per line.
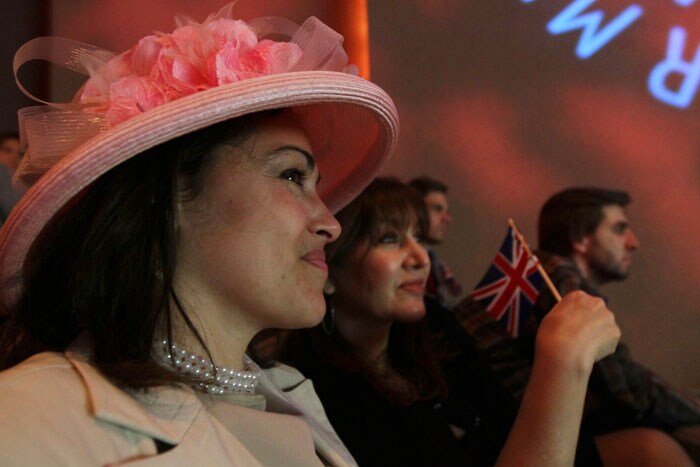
13, 3, 357, 184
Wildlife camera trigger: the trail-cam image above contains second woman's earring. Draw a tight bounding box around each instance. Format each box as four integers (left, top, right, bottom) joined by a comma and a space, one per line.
322, 293, 335, 335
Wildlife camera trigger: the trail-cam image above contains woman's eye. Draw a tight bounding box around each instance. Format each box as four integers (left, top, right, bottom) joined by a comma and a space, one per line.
378, 232, 399, 244
281, 169, 306, 186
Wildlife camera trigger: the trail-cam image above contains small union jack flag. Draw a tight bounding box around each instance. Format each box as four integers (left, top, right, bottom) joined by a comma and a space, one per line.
469, 226, 544, 337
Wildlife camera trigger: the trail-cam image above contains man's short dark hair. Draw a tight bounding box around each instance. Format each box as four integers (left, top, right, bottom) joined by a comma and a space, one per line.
408, 176, 448, 197
538, 187, 631, 256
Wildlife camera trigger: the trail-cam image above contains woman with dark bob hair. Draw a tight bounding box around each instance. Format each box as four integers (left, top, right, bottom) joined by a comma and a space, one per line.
282, 178, 631, 466
0, 5, 397, 465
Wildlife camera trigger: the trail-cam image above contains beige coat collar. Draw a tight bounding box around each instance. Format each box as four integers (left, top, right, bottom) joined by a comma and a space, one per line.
64, 345, 356, 466
65, 350, 201, 445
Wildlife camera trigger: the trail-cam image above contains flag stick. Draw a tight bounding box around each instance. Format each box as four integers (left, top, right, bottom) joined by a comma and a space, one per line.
508, 218, 562, 302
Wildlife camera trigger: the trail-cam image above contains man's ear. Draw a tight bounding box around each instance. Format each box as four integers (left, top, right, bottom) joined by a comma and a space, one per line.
572, 236, 590, 255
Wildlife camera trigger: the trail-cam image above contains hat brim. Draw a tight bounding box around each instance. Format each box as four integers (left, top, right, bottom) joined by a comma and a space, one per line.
0, 70, 398, 311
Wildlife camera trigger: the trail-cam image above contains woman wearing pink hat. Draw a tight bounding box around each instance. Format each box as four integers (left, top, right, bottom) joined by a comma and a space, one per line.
0, 6, 394, 466
0, 4, 637, 467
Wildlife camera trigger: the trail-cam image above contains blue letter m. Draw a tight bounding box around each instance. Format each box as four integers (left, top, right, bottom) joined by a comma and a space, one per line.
547, 0, 643, 59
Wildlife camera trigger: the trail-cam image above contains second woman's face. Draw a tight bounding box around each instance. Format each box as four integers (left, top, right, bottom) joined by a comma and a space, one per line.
332, 224, 430, 323
175, 114, 341, 333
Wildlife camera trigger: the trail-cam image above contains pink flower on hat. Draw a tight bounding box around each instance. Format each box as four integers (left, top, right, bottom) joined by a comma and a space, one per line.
208, 18, 257, 51
106, 76, 181, 125
80, 17, 302, 126
132, 36, 165, 76
241, 40, 303, 76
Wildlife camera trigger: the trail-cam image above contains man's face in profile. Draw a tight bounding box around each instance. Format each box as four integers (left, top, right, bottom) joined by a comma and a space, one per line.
424, 191, 451, 244
582, 204, 640, 283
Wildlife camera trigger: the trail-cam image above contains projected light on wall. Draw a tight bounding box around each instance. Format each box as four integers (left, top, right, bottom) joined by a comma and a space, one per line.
520, 0, 700, 109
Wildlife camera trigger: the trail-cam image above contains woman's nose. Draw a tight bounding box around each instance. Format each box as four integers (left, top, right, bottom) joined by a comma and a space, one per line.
310, 198, 341, 243
405, 236, 430, 270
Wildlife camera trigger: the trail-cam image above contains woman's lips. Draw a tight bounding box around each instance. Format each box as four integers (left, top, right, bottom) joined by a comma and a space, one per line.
399, 279, 426, 295
302, 250, 328, 272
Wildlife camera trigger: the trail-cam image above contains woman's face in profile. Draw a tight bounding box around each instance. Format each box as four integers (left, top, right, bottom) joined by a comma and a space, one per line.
332, 223, 430, 324
174, 113, 341, 332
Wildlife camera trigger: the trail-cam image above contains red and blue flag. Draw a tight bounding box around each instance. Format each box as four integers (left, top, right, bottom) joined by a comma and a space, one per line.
469, 226, 543, 337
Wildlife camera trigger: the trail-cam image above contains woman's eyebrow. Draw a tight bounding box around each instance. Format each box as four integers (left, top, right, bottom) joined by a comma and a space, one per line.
272, 145, 316, 171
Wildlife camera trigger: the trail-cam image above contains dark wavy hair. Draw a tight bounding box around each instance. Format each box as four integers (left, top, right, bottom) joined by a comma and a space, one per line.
538, 187, 631, 256
282, 177, 448, 405
0, 110, 279, 388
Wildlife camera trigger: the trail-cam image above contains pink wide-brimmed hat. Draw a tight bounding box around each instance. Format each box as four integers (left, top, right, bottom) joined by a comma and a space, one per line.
0, 5, 398, 312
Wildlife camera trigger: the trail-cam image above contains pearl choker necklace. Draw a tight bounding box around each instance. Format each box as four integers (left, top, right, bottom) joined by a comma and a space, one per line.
160, 340, 261, 395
